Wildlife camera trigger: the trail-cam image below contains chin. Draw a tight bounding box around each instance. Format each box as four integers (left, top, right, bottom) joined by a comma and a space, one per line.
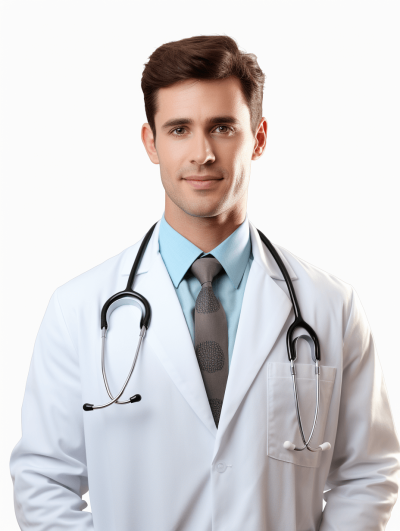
165, 187, 228, 219
179, 198, 225, 219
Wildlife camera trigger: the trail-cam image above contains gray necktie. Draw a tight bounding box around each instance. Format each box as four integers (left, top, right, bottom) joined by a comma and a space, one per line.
190, 256, 229, 427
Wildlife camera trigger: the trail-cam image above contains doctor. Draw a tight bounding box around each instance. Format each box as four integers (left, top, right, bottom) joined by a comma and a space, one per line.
10, 35, 400, 530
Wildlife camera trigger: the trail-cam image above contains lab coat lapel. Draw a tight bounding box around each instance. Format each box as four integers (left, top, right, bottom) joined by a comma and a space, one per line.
126, 222, 217, 438
212, 223, 295, 457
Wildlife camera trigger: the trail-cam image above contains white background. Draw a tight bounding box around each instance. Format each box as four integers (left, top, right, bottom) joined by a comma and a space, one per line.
1, 0, 399, 529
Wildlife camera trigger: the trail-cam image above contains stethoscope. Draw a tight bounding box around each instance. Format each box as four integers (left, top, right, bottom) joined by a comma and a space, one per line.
83, 223, 331, 453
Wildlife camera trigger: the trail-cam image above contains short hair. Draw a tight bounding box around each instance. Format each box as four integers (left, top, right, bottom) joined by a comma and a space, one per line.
141, 35, 265, 139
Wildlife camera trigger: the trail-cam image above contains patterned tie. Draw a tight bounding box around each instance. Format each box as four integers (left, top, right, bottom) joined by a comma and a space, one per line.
190, 256, 229, 428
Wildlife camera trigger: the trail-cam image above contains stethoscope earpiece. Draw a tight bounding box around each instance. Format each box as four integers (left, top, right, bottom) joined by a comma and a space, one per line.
130, 394, 142, 403
283, 441, 331, 452
283, 441, 332, 452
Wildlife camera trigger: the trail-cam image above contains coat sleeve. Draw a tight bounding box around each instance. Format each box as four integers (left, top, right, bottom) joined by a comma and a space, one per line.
320, 288, 400, 531
10, 289, 94, 530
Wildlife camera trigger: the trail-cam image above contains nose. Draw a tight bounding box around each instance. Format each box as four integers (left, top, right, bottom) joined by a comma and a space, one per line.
190, 132, 216, 166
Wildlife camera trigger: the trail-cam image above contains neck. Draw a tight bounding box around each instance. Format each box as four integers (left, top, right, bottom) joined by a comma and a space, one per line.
164, 195, 247, 253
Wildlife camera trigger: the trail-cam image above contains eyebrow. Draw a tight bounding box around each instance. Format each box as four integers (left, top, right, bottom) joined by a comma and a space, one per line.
161, 116, 240, 129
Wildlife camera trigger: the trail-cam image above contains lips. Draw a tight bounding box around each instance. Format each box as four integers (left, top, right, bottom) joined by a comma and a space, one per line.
183, 176, 223, 189
183, 176, 222, 181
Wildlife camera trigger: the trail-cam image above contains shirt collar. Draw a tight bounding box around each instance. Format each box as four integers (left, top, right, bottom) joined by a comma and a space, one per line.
158, 213, 251, 289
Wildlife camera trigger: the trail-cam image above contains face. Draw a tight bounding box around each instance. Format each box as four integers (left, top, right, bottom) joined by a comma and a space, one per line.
142, 76, 266, 219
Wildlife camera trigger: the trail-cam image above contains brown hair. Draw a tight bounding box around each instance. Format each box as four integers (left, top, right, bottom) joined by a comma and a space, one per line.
141, 35, 265, 139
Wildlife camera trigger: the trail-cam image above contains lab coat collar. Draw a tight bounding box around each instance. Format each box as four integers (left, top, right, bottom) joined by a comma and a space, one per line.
250, 222, 297, 282
120, 219, 162, 279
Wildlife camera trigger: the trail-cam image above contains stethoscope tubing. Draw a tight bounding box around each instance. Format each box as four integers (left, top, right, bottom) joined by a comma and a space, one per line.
257, 229, 328, 453
83, 328, 145, 411
83, 223, 157, 412
83, 222, 331, 454
101, 326, 146, 405
290, 359, 321, 452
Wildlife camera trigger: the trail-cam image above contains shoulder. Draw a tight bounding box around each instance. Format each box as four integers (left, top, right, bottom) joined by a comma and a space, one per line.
250, 223, 353, 305
279, 243, 352, 293
55, 237, 144, 312
273, 243, 355, 322
45, 221, 160, 332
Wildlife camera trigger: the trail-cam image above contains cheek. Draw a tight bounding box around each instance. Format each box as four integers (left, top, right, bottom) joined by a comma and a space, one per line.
156, 139, 184, 169
220, 135, 253, 162
228, 139, 253, 175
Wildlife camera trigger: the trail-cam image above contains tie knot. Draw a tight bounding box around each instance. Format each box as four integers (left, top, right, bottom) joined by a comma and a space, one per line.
190, 256, 222, 286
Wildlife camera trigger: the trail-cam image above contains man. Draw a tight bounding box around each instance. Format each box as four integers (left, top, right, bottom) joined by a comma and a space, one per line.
10, 35, 400, 530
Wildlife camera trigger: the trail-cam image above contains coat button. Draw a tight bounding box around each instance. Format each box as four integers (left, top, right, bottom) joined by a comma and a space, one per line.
216, 462, 227, 473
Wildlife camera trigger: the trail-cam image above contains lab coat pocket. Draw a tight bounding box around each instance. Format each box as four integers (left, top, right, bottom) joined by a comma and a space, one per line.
267, 362, 336, 468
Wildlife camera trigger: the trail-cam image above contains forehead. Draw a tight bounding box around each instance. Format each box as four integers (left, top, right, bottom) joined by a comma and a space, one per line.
154, 76, 250, 126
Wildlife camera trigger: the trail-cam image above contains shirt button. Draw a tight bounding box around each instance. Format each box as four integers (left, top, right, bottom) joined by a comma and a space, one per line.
216, 462, 227, 473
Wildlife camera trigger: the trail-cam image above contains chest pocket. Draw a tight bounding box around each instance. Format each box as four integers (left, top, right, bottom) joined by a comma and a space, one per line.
267, 362, 336, 468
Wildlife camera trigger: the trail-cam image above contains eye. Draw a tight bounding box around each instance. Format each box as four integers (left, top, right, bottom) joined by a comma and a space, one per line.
213, 125, 232, 134
171, 127, 187, 136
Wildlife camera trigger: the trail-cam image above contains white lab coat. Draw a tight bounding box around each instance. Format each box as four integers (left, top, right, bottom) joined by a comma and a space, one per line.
10, 220, 400, 531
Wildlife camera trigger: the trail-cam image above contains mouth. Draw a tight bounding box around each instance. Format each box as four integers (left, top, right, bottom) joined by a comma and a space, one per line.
183, 175, 223, 190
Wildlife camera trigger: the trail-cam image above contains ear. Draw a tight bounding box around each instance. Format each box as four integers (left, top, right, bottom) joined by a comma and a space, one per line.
141, 123, 160, 164
252, 118, 267, 161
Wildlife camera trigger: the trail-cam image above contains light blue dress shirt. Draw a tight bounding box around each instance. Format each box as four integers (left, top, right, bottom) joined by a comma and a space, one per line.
158, 213, 253, 367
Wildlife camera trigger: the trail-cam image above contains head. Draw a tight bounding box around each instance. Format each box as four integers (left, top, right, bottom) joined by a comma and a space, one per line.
141, 35, 267, 220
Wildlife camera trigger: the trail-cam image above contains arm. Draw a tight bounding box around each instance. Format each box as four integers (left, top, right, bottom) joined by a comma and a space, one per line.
320, 289, 400, 530
10, 290, 94, 530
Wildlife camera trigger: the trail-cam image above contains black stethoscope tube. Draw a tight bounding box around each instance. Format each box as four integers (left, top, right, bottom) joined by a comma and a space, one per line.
257, 229, 320, 363
83, 222, 329, 453
100, 222, 157, 331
